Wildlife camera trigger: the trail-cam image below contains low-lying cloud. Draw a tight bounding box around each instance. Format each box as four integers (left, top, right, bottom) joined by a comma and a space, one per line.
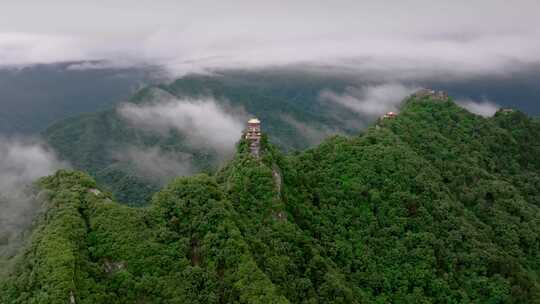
1, 1, 539, 81
320, 83, 418, 117
114, 146, 194, 184
0, 138, 67, 256
457, 99, 500, 117
281, 114, 340, 146
118, 96, 245, 153
0, 32, 85, 67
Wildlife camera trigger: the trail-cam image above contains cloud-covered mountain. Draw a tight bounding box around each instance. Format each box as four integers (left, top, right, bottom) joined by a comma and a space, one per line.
118, 96, 246, 153
3, 95, 539, 303
0, 62, 158, 134
1, 2, 539, 302
40, 68, 539, 205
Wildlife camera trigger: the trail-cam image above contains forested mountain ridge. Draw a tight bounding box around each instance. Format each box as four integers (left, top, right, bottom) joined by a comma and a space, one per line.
2, 94, 540, 303
41, 71, 540, 206
43, 72, 359, 205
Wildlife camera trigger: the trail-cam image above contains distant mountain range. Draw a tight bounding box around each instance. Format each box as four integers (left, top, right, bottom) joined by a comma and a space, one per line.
1, 63, 539, 205
41, 69, 540, 205
0, 62, 157, 134
42, 72, 361, 204
1, 64, 540, 137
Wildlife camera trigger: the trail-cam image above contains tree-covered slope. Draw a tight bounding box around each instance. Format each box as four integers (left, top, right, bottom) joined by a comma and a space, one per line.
43, 102, 219, 206
43, 72, 359, 205
4, 95, 539, 303
41, 70, 540, 207
282, 96, 540, 302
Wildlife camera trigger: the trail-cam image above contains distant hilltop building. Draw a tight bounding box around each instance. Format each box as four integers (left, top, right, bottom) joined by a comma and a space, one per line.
378, 89, 449, 123
377, 111, 398, 128
383, 111, 398, 119
413, 88, 448, 100
245, 118, 262, 157
499, 108, 515, 114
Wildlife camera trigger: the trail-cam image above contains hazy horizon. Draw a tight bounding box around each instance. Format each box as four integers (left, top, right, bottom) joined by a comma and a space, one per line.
2, 1, 539, 79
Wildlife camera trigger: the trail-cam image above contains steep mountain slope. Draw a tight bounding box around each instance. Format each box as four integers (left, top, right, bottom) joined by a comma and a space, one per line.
3, 94, 539, 303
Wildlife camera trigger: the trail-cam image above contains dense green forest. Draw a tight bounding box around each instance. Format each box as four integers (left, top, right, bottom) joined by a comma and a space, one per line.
43, 72, 360, 205
2, 94, 539, 303
41, 70, 540, 206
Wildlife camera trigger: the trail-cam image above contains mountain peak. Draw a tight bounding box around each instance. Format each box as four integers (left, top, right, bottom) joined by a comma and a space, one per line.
411, 88, 449, 101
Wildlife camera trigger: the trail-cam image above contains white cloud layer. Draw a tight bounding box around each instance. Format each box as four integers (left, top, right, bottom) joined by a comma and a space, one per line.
1, 1, 539, 79
457, 99, 500, 117
116, 146, 194, 183
0, 139, 67, 193
281, 114, 340, 145
0, 138, 67, 253
320, 84, 418, 117
118, 97, 245, 153
0, 32, 84, 67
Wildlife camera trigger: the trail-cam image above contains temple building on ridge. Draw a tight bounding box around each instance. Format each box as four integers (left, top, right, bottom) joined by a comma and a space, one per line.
383, 111, 398, 119
413, 88, 448, 100
245, 118, 262, 157
499, 108, 515, 114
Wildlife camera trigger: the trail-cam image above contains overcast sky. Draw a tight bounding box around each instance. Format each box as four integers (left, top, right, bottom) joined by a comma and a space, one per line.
1, 0, 540, 78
